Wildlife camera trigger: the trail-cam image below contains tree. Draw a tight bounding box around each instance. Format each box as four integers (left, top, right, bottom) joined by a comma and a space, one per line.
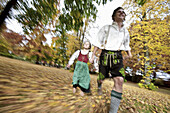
123, 0, 169, 21
123, 0, 169, 89
0, 33, 12, 55
0, 0, 17, 29
12, 0, 60, 63
1, 0, 114, 66
24, 27, 56, 64
66, 32, 80, 57
61, 0, 113, 44
0, 30, 29, 58
52, 0, 113, 66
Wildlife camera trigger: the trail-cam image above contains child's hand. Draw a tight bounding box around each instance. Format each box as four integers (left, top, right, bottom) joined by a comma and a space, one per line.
67, 64, 71, 68
89, 57, 94, 64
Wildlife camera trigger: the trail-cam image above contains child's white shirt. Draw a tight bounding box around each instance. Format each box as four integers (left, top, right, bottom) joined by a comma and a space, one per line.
68, 50, 92, 66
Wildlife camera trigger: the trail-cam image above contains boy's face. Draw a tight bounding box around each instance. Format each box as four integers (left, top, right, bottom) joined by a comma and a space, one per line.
84, 42, 90, 49
114, 9, 126, 22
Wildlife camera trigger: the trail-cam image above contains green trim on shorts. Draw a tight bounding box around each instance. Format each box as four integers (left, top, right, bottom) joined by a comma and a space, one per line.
119, 68, 125, 77
119, 68, 127, 82
97, 72, 105, 80
103, 54, 107, 66
108, 51, 114, 54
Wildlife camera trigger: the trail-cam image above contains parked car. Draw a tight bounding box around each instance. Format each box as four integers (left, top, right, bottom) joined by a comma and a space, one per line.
125, 67, 133, 76
135, 70, 143, 76
150, 70, 170, 87
150, 70, 170, 81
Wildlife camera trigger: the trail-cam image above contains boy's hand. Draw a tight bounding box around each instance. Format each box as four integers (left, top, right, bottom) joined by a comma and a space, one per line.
123, 55, 129, 60
123, 54, 132, 60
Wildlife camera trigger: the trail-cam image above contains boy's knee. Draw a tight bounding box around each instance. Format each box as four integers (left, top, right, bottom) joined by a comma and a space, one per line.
114, 77, 124, 86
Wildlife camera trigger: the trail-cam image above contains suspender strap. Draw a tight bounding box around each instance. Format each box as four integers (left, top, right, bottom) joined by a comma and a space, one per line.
101, 25, 111, 49
101, 25, 125, 51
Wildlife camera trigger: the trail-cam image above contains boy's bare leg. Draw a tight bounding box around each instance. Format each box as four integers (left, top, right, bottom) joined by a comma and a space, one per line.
109, 77, 124, 113
97, 80, 103, 95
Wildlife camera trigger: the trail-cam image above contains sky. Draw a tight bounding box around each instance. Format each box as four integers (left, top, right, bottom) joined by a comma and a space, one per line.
6, 0, 126, 45
87, 0, 127, 41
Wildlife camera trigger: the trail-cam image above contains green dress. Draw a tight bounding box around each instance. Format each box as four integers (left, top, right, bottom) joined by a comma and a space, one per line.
73, 61, 90, 90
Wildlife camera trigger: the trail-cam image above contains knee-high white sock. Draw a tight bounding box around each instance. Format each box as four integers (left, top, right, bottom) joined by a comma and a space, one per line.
109, 90, 122, 113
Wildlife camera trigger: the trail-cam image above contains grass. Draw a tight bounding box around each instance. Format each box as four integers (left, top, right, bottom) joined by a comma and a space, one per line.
0, 56, 169, 113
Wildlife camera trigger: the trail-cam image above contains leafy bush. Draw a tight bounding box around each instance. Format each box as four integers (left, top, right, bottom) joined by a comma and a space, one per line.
138, 82, 158, 90
148, 83, 158, 90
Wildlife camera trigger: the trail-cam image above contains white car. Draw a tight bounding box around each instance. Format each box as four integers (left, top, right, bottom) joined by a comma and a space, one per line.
151, 70, 170, 81
125, 67, 133, 76
136, 70, 143, 76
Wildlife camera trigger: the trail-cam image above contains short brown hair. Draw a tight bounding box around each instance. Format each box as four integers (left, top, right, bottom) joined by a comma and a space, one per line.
112, 7, 126, 21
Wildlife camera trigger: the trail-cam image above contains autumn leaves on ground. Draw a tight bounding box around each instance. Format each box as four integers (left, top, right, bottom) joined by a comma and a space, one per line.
0, 56, 169, 113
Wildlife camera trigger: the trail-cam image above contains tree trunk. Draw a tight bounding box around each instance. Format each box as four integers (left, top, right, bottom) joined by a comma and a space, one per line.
0, 0, 18, 28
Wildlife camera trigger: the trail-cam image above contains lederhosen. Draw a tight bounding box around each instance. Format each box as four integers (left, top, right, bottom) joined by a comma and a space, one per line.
97, 25, 125, 81
98, 50, 125, 81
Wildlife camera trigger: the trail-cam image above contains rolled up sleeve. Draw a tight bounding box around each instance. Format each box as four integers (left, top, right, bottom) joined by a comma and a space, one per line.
91, 26, 107, 49
68, 50, 80, 65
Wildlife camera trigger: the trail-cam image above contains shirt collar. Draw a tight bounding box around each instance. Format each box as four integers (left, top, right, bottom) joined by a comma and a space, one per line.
112, 21, 125, 31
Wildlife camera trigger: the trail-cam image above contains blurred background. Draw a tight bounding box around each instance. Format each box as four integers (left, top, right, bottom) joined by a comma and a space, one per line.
0, 0, 170, 112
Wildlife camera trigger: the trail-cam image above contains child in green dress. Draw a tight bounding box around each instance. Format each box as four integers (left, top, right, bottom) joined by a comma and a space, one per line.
67, 41, 92, 96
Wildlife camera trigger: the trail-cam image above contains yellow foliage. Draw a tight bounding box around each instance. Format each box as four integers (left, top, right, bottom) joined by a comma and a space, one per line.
125, 6, 169, 72
66, 33, 80, 57
92, 104, 95, 107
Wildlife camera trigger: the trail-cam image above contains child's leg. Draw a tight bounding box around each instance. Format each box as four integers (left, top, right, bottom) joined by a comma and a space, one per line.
73, 88, 76, 93
73, 84, 77, 93
78, 85, 90, 96
79, 90, 84, 96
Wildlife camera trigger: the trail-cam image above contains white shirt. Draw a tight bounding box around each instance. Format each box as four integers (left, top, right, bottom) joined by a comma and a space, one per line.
68, 50, 92, 66
92, 22, 131, 51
